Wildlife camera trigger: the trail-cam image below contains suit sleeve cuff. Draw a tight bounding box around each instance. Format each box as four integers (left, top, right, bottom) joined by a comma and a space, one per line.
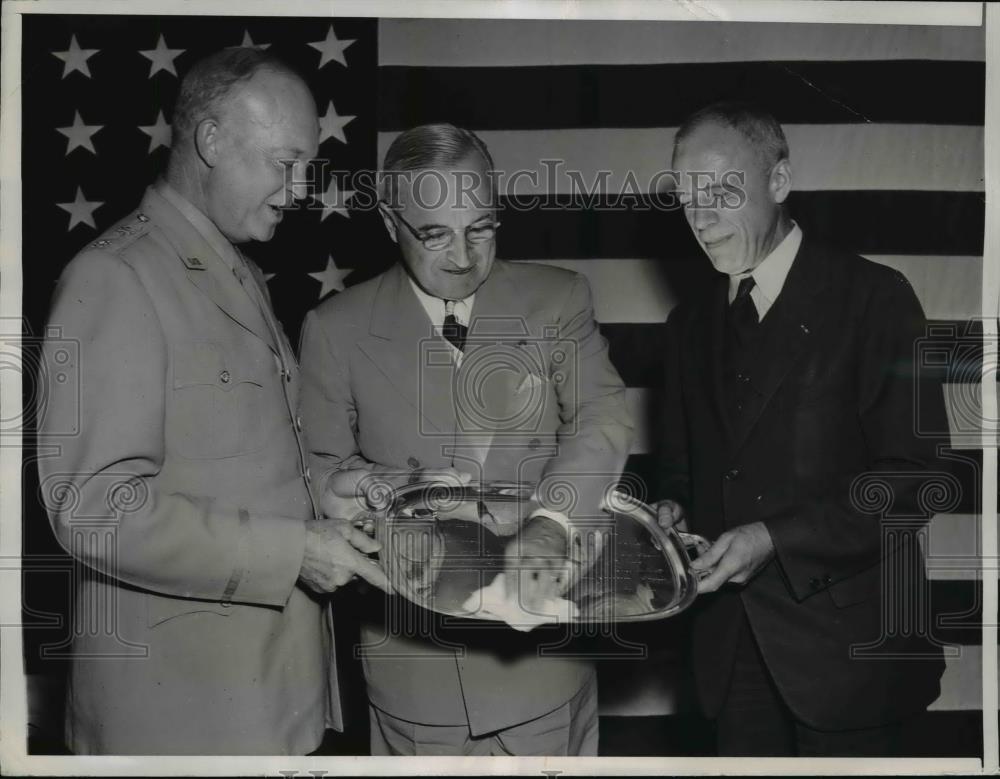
229, 509, 308, 607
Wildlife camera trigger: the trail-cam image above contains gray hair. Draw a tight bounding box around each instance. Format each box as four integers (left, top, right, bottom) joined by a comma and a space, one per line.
171, 46, 303, 148
673, 101, 790, 171
380, 123, 495, 208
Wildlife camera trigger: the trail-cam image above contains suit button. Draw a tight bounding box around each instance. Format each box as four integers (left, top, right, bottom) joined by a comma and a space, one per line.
407, 457, 420, 469
823, 574, 833, 585
528, 438, 540, 450
219, 370, 231, 384
809, 577, 823, 591
724, 468, 741, 482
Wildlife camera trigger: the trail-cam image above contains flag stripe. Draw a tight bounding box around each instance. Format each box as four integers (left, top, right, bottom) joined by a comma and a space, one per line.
525, 257, 983, 323
377, 61, 984, 131
622, 451, 981, 515
379, 125, 984, 194
378, 20, 985, 67
494, 192, 984, 260
603, 320, 986, 389
624, 389, 984, 457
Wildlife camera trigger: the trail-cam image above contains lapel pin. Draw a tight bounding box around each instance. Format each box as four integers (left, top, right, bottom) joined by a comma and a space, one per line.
800, 324, 810, 334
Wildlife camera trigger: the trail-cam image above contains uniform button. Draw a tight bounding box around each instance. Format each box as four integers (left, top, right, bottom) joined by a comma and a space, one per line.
296, 415, 304, 431
528, 438, 540, 450
407, 456, 420, 469
219, 370, 231, 384
304, 467, 312, 482
823, 574, 833, 586
724, 468, 741, 482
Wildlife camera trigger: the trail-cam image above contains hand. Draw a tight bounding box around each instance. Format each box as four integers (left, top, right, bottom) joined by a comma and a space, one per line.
692, 521, 775, 594
320, 469, 376, 526
298, 518, 393, 595
654, 499, 688, 532
504, 516, 573, 610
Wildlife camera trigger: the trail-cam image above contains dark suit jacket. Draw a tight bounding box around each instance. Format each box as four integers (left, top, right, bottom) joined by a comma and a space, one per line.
299, 260, 632, 734
657, 237, 948, 731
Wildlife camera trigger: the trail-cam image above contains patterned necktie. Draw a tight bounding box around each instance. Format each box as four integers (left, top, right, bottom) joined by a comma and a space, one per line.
443, 300, 468, 353
728, 275, 759, 345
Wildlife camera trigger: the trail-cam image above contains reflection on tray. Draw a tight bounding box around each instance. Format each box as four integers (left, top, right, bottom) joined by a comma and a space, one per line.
380, 488, 692, 624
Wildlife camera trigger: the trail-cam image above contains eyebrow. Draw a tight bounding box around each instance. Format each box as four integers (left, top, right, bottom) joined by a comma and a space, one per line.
414, 214, 494, 231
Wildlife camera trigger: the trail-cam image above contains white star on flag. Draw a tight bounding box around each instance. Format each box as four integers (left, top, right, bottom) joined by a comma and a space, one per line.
56, 111, 103, 156
52, 35, 99, 79
319, 101, 356, 145
317, 177, 355, 221
139, 110, 172, 153
308, 256, 351, 298
139, 35, 185, 78
309, 26, 356, 68
57, 187, 103, 231
240, 30, 270, 49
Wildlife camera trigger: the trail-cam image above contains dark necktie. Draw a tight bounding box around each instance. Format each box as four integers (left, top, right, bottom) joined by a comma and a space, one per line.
728, 275, 759, 345
443, 300, 467, 353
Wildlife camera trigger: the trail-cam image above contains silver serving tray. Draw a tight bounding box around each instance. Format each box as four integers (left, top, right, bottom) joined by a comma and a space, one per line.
373, 480, 709, 624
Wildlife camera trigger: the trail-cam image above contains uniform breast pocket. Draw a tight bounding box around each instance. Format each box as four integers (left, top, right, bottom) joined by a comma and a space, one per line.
170, 341, 268, 460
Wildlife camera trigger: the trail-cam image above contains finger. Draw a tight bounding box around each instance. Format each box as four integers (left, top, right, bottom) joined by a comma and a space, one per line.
696, 552, 742, 593
350, 554, 394, 593
346, 526, 382, 555
656, 501, 677, 529
690, 534, 730, 571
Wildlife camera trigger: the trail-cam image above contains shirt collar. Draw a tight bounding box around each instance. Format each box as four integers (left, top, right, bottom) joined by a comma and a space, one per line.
729, 222, 803, 311
407, 275, 475, 328
155, 179, 241, 274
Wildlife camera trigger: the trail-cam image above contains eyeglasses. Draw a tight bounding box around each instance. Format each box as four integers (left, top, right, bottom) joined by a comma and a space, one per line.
383, 203, 501, 251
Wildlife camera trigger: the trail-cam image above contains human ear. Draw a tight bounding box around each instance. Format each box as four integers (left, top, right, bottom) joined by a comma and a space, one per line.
378, 202, 398, 244
194, 118, 221, 168
770, 158, 792, 205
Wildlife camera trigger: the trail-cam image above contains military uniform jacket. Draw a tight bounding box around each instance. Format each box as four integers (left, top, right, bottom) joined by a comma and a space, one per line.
38, 185, 337, 755
299, 260, 633, 735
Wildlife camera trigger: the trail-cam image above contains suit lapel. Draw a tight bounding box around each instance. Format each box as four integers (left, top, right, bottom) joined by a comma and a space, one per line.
456, 262, 528, 467
142, 188, 276, 350
358, 264, 457, 436
729, 239, 830, 454
701, 276, 735, 444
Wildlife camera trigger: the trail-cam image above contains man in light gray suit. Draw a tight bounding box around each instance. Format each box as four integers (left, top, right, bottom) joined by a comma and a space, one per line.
299, 124, 633, 755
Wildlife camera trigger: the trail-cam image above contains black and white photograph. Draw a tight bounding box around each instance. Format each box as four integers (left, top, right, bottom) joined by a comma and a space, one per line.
1, 0, 994, 773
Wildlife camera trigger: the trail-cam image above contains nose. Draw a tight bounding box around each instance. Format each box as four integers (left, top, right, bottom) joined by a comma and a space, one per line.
287, 161, 313, 203
447, 234, 474, 268
689, 206, 719, 232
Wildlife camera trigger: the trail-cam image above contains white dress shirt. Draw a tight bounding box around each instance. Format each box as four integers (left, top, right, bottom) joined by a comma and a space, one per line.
728, 222, 803, 320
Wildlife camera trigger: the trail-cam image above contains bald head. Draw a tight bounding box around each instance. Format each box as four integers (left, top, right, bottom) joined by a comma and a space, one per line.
167, 48, 319, 244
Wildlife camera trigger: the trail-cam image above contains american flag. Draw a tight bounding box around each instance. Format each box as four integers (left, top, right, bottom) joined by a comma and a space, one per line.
20, 14, 985, 730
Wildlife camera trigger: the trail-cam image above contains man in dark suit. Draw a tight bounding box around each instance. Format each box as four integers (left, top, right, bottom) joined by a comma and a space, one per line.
656, 102, 949, 756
